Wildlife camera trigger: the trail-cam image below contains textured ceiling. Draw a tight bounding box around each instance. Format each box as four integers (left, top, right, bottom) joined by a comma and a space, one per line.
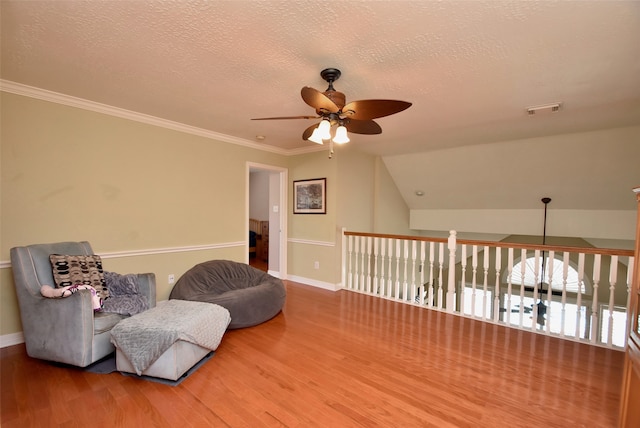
2, 1, 640, 211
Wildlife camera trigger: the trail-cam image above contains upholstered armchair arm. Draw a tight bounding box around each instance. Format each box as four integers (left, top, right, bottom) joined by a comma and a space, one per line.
136, 273, 156, 309
20, 290, 95, 366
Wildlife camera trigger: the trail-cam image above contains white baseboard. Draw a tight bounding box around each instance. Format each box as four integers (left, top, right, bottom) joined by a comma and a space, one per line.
267, 269, 280, 278
1, 332, 24, 348
286, 275, 342, 292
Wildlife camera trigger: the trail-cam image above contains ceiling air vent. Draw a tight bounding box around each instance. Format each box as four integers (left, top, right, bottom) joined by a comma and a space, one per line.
527, 102, 562, 116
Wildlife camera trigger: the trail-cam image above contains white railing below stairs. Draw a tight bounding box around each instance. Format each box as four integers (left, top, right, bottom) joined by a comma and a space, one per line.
341, 230, 635, 350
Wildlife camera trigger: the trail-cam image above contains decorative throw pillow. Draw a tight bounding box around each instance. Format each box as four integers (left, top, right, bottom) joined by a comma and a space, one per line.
104, 271, 139, 296
49, 254, 109, 300
102, 271, 149, 315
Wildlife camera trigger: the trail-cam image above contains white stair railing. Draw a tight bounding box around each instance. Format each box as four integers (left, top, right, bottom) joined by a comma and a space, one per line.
342, 229, 635, 350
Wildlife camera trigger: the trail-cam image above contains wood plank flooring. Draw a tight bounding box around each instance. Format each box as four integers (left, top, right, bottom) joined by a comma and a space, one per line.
248, 255, 268, 272
1, 281, 624, 427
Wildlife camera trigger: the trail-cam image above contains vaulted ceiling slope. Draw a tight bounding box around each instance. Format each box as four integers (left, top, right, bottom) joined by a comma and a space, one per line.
2, 1, 639, 211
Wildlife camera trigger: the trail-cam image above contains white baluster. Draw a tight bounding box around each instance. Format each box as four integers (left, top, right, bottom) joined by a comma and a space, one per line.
519, 249, 527, 327
506, 248, 514, 324
387, 239, 394, 299
606, 256, 618, 346
532, 250, 540, 330
447, 231, 457, 312
365, 237, 372, 294
353, 236, 360, 291
354, 236, 360, 291
493, 247, 501, 322
411, 241, 417, 303
471, 245, 478, 317
379, 238, 386, 297
482, 246, 489, 319
437, 242, 444, 309
428, 242, 435, 307
419, 241, 426, 305
576, 253, 585, 339
360, 236, 367, 293
560, 252, 569, 337
545, 251, 554, 334
460, 245, 468, 315
348, 235, 354, 290
341, 229, 347, 289
373, 238, 379, 295
395, 239, 401, 300
590, 254, 601, 343
403, 240, 409, 301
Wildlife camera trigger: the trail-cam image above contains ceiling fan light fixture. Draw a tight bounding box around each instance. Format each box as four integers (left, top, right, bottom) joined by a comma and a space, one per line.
308, 128, 324, 145
333, 125, 350, 144
317, 120, 331, 140
251, 68, 411, 157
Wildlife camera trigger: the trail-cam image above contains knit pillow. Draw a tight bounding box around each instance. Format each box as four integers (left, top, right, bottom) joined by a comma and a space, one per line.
49, 254, 109, 300
104, 271, 139, 296
102, 271, 148, 315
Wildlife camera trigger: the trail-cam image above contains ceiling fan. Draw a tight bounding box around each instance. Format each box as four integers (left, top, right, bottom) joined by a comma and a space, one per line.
251, 68, 412, 153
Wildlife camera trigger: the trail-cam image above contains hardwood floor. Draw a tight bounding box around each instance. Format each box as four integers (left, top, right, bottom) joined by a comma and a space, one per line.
249, 255, 268, 272
1, 281, 624, 427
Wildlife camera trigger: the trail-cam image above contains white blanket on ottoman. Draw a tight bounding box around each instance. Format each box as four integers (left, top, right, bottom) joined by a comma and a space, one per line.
110, 299, 230, 375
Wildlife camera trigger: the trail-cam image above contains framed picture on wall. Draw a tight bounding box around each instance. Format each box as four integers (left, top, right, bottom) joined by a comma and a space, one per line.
293, 178, 326, 214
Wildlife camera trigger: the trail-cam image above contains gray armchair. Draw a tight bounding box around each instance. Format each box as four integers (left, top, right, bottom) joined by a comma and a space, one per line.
10, 241, 156, 367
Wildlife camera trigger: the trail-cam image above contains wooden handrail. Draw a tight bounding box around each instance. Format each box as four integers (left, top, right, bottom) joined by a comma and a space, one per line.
343, 230, 634, 257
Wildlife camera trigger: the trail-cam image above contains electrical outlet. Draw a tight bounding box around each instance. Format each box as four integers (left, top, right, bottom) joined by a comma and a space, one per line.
168, 274, 175, 284
314, 261, 320, 269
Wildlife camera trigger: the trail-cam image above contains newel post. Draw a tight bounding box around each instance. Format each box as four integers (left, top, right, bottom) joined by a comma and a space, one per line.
447, 230, 457, 312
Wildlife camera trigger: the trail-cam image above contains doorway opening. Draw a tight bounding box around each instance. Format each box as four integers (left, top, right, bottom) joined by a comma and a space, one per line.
247, 162, 287, 279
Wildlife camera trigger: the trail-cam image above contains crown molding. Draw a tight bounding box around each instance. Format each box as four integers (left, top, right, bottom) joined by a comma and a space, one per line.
0, 79, 325, 157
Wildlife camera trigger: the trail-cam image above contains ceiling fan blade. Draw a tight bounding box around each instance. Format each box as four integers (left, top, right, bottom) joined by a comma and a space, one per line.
301, 87, 339, 114
344, 119, 382, 135
302, 124, 318, 140
251, 115, 319, 120
342, 99, 412, 120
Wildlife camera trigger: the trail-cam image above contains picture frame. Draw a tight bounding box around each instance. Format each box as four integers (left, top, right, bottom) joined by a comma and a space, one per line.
293, 178, 326, 214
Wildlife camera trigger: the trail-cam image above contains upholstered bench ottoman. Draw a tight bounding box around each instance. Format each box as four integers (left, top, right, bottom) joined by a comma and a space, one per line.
110, 299, 230, 381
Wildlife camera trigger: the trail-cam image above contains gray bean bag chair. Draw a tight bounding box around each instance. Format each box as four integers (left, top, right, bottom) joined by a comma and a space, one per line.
169, 260, 286, 329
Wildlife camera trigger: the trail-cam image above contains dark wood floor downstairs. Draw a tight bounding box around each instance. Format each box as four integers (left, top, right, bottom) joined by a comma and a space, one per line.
249, 254, 268, 272
1, 280, 624, 427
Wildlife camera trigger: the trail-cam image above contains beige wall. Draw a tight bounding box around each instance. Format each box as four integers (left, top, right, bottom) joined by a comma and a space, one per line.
287, 151, 338, 242
390, 127, 640, 242
287, 151, 339, 284
0, 92, 288, 337
284, 145, 413, 287
1, 93, 289, 252
336, 146, 376, 232
1, 91, 409, 339
373, 156, 411, 235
